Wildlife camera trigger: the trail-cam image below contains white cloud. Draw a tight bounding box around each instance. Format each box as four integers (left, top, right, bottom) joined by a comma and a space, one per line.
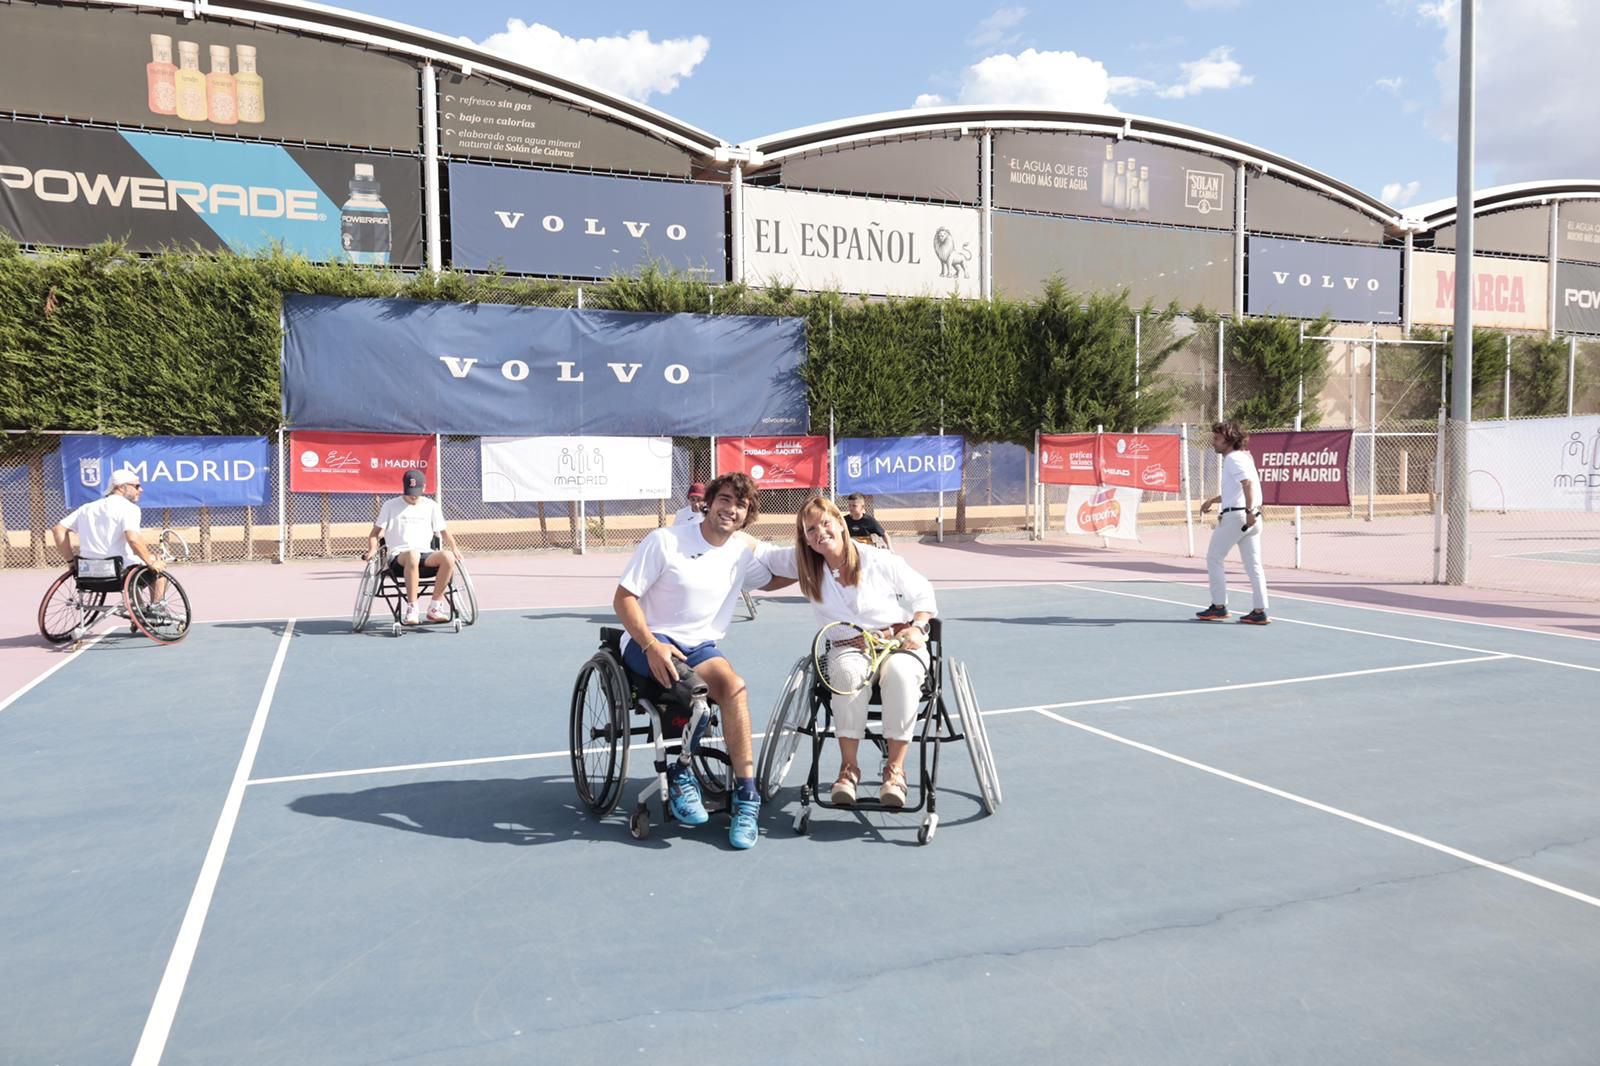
914, 93, 948, 108
1156, 46, 1252, 98
1381, 180, 1423, 206
1375, 75, 1404, 92
913, 45, 1248, 110
469, 19, 708, 103
969, 7, 1028, 50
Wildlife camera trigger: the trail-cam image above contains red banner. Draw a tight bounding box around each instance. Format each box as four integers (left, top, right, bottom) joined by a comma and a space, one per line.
1039, 433, 1098, 485
289, 431, 437, 494
1097, 432, 1182, 493
1248, 430, 1352, 506
715, 436, 830, 489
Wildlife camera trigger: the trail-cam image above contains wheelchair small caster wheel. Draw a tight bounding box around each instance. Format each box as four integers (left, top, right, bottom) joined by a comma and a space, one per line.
629, 806, 650, 840
793, 807, 810, 835
918, 813, 938, 845
452, 619, 462, 633
390, 622, 402, 637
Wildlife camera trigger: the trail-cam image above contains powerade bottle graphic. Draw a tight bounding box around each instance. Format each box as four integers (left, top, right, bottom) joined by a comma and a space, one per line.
341, 163, 391, 265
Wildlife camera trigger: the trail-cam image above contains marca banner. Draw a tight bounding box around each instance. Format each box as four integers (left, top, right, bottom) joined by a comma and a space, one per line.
994, 132, 1233, 229
0, 119, 422, 264
1038, 434, 1099, 486
1555, 261, 1600, 335
479, 436, 672, 502
60, 435, 267, 509
715, 437, 830, 489
1246, 237, 1401, 323
1064, 486, 1142, 540
448, 165, 725, 280
1409, 251, 1549, 332
1467, 415, 1600, 512
741, 187, 981, 298
835, 436, 964, 495
0, 3, 420, 150
289, 431, 436, 494
1097, 433, 1182, 493
1247, 430, 1352, 506
282, 295, 808, 437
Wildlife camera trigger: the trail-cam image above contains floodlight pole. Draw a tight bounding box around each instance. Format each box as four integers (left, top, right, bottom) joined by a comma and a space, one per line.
1446, 0, 1475, 585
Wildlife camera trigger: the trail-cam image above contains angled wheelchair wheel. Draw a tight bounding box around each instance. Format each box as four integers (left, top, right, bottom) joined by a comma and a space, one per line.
755, 655, 815, 802
951, 660, 1002, 814
352, 555, 382, 632
125, 567, 192, 645
38, 570, 106, 644
570, 652, 630, 817
689, 705, 732, 804
739, 589, 758, 621
453, 559, 479, 626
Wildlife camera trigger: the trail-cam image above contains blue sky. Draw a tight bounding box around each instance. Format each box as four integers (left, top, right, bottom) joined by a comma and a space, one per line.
339, 0, 1599, 211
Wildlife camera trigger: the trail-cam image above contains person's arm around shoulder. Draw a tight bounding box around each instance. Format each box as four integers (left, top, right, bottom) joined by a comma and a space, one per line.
880, 550, 936, 651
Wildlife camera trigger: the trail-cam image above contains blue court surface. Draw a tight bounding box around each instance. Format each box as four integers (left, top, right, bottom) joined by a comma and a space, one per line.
5, 579, 1600, 1065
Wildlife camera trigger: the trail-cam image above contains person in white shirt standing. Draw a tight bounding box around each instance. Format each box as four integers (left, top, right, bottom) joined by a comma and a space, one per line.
364, 468, 461, 626
1196, 421, 1270, 625
52, 467, 164, 573
670, 482, 706, 526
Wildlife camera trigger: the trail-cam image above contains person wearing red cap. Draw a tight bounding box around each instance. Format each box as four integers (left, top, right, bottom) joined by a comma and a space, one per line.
671, 482, 706, 527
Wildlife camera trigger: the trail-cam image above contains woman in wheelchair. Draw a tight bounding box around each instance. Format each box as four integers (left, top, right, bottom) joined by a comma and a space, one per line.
784, 495, 936, 809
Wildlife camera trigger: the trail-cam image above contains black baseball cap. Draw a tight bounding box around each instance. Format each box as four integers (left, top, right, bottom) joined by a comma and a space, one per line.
402, 469, 426, 494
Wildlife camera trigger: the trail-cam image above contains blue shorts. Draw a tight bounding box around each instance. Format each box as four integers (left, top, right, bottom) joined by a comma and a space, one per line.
622, 633, 725, 678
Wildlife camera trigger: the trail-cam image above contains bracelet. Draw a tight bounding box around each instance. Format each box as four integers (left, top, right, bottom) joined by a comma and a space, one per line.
641, 638, 660, 656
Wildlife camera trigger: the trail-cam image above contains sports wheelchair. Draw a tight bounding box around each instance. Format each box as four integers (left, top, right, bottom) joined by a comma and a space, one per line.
37, 529, 193, 645
569, 627, 734, 840
754, 619, 1001, 845
352, 537, 478, 636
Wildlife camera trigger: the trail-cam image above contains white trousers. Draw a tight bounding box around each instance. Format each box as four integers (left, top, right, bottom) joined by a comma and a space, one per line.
1206, 512, 1269, 610
825, 647, 930, 743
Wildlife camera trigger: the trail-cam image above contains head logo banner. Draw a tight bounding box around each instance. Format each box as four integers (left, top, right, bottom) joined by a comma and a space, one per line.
1039, 432, 1180, 491
1038, 434, 1099, 485
289, 431, 436, 494
479, 436, 672, 502
715, 437, 830, 489
836, 436, 964, 494
1247, 430, 1352, 506
1065, 485, 1142, 540
61, 435, 268, 509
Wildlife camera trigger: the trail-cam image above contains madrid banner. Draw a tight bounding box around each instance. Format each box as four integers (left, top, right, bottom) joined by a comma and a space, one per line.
282, 295, 808, 437
1039, 432, 1181, 492
1409, 251, 1549, 332
1247, 430, 1352, 506
289, 431, 436, 494
479, 436, 673, 502
1466, 415, 1600, 512
714, 436, 830, 489
835, 436, 964, 495
1038, 433, 1099, 486
1064, 486, 1142, 540
1245, 236, 1402, 323
61, 435, 268, 509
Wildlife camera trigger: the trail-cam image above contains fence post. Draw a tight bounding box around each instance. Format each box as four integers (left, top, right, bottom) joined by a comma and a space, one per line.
936, 420, 945, 544
1216, 320, 1226, 491
1368, 326, 1377, 522
1503, 333, 1512, 421
1031, 428, 1040, 540
1180, 423, 1194, 558
1432, 404, 1446, 583
1570, 336, 1578, 417
1295, 366, 1305, 568
276, 427, 286, 563
828, 407, 836, 505
709, 436, 717, 480
1133, 313, 1142, 432
28, 450, 46, 568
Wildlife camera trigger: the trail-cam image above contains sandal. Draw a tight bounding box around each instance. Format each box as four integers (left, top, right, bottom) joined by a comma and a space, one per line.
830, 765, 861, 805
879, 765, 908, 809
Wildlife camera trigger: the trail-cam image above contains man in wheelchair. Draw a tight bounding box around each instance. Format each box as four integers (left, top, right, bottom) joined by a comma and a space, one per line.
50, 468, 171, 632
363, 468, 461, 626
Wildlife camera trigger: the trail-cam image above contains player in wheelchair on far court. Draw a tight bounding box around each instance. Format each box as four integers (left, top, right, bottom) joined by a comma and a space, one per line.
352, 468, 477, 635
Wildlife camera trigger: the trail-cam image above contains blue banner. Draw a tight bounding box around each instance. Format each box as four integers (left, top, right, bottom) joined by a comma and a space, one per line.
61, 435, 269, 509
282, 295, 809, 436
836, 435, 964, 494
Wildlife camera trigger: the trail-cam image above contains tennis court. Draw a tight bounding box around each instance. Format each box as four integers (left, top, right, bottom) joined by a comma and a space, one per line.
4, 541, 1600, 1065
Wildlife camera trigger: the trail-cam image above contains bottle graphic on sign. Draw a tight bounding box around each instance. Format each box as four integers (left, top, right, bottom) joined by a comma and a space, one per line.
205, 45, 237, 125
174, 41, 207, 121
1113, 160, 1128, 210
146, 34, 177, 115
341, 164, 392, 265
1100, 144, 1115, 206
1138, 165, 1150, 211
234, 45, 265, 123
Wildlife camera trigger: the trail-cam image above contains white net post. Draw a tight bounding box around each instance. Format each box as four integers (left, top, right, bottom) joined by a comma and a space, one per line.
1180, 422, 1194, 557
1368, 327, 1377, 523
276, 427, 286, 563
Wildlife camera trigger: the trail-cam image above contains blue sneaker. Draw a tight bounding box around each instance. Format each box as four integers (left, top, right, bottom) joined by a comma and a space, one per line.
728, 795, 760, 850
667, 765, 709, 826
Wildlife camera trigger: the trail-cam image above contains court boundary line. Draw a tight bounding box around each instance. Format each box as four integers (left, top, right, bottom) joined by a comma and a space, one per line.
131, 619, 296, 1066
1035, 706, 1600, 911
0, 621, 113, 716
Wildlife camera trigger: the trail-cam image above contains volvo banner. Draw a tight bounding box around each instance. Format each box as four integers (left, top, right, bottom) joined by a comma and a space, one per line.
282, 295, 809, 437
60, 435, 268, 509
1409, 251, 1549, 332
448, 165, 725, 280
1556, 261, 1600, 335
835, 436, 964, 494
0, 119, 423, 264
1246, 237, 1401, 323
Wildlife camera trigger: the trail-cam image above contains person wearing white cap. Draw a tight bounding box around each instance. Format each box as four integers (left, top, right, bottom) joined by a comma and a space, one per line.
51, 467, 165, 574
364, 468, 460, 625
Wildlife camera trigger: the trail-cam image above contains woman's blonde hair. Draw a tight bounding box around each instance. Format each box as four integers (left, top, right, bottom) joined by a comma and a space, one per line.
794, 495, 860, 603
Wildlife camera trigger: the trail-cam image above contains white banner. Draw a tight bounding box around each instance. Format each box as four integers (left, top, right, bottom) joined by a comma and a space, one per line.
1467, 415, 1600, 512
480, 436, 672, 502
741, 186, 981, 298
1409, 251, 1549, 331
1063, 485, 1143, 540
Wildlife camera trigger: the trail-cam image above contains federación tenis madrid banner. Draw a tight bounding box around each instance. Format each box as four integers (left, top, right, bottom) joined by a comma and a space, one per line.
282, 296, 808, 437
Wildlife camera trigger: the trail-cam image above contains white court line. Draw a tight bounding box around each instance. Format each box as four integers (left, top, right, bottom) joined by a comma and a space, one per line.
131, 619, 296, 1066
1035, 706, 1600, 911
0, 623, 113, 717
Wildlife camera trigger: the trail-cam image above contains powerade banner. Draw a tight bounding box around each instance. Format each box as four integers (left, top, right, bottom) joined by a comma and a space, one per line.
448, 165, 725, 280
1248, 430, 1353, 506
0, 119, 423, 265
1039, 432, 1181, 491
715, 436, 830, 489
1555, 261, 1600, 335
289, 431, 437, 494
479, 436, 672, 502
282, 295, 808, 437
60, 435, 267, 509
1246, 237, 1401, 323
1466, 415, 1600, 511
835, 436, 963, 494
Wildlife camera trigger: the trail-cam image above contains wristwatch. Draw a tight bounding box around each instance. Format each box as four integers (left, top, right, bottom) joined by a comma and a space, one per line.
914, 620, 931, 635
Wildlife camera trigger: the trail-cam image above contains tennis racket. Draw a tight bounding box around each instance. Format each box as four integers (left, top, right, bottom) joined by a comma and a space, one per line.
812, 621, 902, 697
158, 529, 190, 563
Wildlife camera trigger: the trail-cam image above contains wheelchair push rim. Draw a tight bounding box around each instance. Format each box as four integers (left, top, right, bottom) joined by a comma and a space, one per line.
755, 655, 814, 802
453, 559, 479, 626
124, 566, 193, 645
569, 653, 630, 817
352, 554, 382, 632
951, 660, 1002, 814
38, 570, 108, 644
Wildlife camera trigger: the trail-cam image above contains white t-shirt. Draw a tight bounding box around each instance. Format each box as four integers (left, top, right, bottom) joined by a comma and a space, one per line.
757, 542, 936, 630
618, 525, 771, 648
62, 494, 143, 565
671, 505, 704, 527
377, 496, 446, 555
1221, 450, 1261, 511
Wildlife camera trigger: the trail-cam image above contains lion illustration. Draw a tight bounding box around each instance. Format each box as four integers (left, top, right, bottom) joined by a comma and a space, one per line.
933, 227, 973, 279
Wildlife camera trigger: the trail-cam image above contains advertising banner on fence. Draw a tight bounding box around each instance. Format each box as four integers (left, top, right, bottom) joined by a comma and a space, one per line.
1556, 261, 1600, 335
448, 164, 725, 280
0, 119, 423, 264
1246, 237, 1402, 323
835, 436, 964, 495
780, 136, 978, 204
282, 295, 808, 437
479, 436, 673, 502
1247, 430, 1353, 506
741, 187, 981, 298
1467, 415, 1600, 512
714, 437, 830, 489
1038, 434, 1099, 485
289, 431, 436, 494
61, 435, 268, 509
994, 132, 1233, 229
1064, 485, 1142, 540
1097, 433, 1183, 493
0, 3, 422, 150
1559, 201, 1600, 265
1409, 251, 1549, 332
